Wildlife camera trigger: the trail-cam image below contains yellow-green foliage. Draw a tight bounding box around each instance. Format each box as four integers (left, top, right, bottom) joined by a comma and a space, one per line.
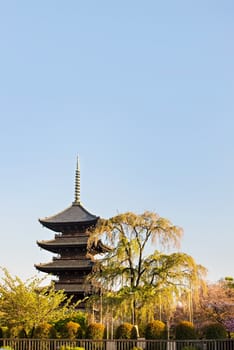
145, 320, 166, 339
34, 322, 56, 339
86, 323, 105, 339
8, 325, 27, 338
175, 321, 197, 340
66, 321, 81, 340
115, 323, 134, 339
55, 320, 81, 339
0, 268, 79, 337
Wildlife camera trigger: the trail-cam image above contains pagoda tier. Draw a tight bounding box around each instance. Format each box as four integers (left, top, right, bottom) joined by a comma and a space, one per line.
35, 158, 108, 301
37, 236, 109, 254
37, 236, 89, 253
35, 258, 94, 272
39, 202, 99, 233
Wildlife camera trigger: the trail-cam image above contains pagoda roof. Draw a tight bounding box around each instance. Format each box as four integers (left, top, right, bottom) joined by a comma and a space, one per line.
39, 203, 99, 232
37, 236, 111, 254
35, 259, 93, 273
37, 236, 88, 253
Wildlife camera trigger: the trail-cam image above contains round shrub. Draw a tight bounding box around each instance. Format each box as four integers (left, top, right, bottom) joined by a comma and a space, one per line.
202, 323, 227, 339
115, 323, 134, 339
9, 326, 27, 338
145, 320, 166, 339
86, 323, 105, 340
34, 322, 56, 339
175, 321, 197, 340
66, 321, 81, 340
54, 319, 82, 339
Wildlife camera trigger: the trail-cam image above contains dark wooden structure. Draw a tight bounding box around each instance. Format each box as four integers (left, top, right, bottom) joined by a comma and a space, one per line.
35, 158, 107, 301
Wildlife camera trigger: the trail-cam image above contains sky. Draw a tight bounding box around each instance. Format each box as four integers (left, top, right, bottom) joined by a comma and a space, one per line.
0, 1, 233, 284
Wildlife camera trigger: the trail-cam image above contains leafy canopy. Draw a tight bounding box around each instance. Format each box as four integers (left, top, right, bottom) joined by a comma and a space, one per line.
88, 211, 206, 325
0, 268, 79, 336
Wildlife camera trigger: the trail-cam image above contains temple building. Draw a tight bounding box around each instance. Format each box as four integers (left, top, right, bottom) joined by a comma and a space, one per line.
35, 158, 108, 302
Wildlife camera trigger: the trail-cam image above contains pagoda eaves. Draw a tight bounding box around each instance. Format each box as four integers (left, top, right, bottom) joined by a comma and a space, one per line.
39, 203, 99, 233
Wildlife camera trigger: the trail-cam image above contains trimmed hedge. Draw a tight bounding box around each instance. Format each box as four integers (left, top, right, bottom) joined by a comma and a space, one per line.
86, 323, 105, 340
175, 321, 197, 340
202, 323, 227, 339
115, 323, 134, 339
34, 322, 57, 339
145, 320, 166, 339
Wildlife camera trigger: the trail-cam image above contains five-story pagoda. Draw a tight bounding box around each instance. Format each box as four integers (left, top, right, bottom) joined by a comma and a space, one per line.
35, 158, 106, 302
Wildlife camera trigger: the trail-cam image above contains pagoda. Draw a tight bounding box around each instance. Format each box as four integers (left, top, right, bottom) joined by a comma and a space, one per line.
35, 158, 107, 302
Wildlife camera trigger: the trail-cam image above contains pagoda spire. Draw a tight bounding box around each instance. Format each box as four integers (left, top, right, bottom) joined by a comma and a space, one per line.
73, 156, 81, 205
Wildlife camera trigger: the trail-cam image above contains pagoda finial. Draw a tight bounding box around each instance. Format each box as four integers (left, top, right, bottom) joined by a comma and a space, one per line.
73, 156, 81, 205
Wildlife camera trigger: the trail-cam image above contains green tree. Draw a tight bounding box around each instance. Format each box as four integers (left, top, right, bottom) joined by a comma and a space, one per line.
88, 212, 206, 326
0, 268, 79, 337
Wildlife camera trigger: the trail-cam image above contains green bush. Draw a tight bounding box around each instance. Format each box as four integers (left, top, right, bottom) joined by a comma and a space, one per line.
86, 323, 105, 340
66, 321, 81, 340
54, 313, 86, 339
8, 326, 27, 338
145, 320, 166, 339
175, 321, 197, 340
115, 323, 134, 339
34, 322, 57, 339
0, 327, 8, 338
202, 323, 227, 339
54, 319, 82, 339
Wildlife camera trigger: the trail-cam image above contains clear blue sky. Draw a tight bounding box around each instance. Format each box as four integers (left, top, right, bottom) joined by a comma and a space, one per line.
0, 1, 233, 283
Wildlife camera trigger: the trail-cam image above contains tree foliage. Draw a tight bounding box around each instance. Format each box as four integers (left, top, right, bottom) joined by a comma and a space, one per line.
88, 212, 206, 326
0, 268, 79, 337
197, 279, 234, 328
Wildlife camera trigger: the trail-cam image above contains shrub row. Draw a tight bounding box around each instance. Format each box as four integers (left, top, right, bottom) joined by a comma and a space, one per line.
114, 320, 228, 340
0, 320, 228, 340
